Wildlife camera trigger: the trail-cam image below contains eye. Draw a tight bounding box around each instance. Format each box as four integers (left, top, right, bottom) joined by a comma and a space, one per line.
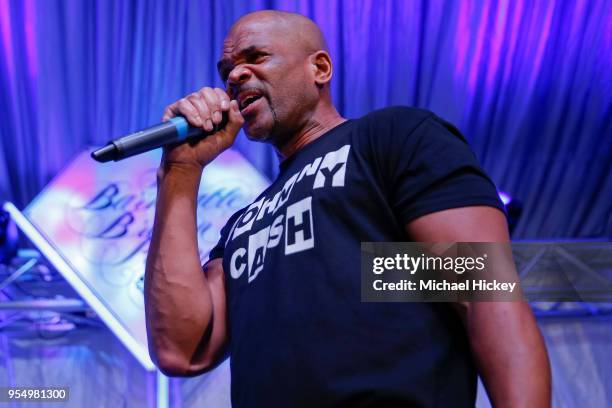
249, 52, 269, 64
218, 50, 270, 84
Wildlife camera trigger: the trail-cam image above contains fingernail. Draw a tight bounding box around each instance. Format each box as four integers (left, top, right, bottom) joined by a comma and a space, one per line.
205, 119, 213, 131
213, 110, 222, 123
221, 100, 229, 110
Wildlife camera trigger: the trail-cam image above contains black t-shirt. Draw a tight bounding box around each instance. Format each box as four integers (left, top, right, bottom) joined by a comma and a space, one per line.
209, 107, 504, 407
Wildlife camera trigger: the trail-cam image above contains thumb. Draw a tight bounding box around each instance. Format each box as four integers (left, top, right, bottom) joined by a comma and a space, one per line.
223, 100, 244, 136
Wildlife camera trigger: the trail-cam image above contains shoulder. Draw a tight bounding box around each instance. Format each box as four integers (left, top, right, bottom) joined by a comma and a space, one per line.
356, 106, 433, 131
360, 106, 433, 122
356, 106, 465, 139
351, 106, 469, 152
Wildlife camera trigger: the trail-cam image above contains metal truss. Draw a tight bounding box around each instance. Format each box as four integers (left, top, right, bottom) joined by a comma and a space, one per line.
0, 249, 97, 334
512, 241, 612, 318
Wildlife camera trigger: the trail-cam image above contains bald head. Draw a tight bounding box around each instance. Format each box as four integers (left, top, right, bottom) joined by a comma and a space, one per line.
230, 10, 328, 55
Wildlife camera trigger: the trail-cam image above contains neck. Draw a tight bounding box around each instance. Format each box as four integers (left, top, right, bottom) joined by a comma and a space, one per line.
274, 101, 346, 161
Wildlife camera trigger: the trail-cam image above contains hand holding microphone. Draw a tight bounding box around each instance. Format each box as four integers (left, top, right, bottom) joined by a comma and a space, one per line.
92, 87, 244, 168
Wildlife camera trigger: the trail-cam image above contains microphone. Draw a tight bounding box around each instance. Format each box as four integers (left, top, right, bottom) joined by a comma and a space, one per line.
91, 115, 227, 162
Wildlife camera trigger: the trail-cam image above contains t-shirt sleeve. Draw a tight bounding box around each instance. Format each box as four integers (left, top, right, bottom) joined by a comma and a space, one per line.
373, 109, 505, 225
208, 209, 246, 262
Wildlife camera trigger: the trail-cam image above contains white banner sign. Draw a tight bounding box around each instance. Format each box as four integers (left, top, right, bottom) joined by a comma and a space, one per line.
21, 148, 269, 370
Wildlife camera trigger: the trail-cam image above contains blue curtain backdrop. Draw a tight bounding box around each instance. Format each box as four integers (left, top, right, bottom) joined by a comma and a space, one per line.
0, 0, 610, 239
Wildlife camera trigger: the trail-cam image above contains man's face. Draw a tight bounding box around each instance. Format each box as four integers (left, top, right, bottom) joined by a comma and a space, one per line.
218, 19, 317, 142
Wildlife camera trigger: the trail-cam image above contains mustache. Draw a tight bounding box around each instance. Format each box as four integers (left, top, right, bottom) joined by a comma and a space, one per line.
230, 85, 267, 100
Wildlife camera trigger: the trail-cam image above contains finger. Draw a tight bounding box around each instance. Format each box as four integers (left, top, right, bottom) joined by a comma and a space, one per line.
164, 104, 190, 122
176, 98, 204, 128
201, 87, 223, 126
162, 108, 173, 122
213, 88, 231, 112
187, 93, 211, 129
223, 99, 244, 137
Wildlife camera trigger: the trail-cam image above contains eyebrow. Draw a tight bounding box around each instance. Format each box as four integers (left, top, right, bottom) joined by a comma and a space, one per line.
217, 45, 265, 79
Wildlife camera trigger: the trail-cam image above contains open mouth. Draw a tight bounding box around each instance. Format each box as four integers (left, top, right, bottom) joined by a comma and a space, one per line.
237, 89, 265, 113
241, 94, 262, 110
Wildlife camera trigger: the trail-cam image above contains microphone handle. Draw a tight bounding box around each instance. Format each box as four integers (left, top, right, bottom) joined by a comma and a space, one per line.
115, 117, 203, 159
91, 114, 227, 163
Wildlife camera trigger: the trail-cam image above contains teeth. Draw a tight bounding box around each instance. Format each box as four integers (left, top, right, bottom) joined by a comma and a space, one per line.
241, 94, 260, 109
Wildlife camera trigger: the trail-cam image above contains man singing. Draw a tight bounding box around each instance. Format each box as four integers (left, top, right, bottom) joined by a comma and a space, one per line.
145, 10, 551, 407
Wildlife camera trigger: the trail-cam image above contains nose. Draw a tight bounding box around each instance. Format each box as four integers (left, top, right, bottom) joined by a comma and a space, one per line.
227, 65, 252, 87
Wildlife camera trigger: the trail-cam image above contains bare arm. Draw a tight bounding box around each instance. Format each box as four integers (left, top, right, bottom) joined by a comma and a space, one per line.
144, 87, 243, 376
406, 206, 551, 407
145, 166, 228, 376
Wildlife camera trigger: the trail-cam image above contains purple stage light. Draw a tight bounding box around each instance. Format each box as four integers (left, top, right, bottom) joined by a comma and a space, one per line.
497, 191, 523, 235
498, 191, 512, 206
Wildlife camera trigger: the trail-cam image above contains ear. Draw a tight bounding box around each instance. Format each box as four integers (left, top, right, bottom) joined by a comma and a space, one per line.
310, 51, 333, 88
